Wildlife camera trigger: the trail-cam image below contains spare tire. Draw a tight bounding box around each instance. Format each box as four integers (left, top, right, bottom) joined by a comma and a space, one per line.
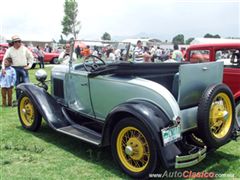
197, 84, 235, 149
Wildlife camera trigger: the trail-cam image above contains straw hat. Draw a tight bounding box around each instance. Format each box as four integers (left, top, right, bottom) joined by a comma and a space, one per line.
11, 35, 21, 42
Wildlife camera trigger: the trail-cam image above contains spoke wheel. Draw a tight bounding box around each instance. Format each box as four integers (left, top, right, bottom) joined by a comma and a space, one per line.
18, 93, 42, 131
209, 93, 232, 139
117, 127, 150, 172
111, 118, 158, 178
198, 84, 235, 149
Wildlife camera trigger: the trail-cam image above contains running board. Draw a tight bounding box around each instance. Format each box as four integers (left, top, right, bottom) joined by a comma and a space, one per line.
57, 124, 102, 146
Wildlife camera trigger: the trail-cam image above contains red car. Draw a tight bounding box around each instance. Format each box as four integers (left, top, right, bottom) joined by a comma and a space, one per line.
0, 43, 9, 63
31, 48, 59, 64
185, 41, 240, 127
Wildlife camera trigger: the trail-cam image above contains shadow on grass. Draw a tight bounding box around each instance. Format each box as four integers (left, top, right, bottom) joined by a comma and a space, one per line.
16, 124, 238, 179
16, 124, 130, 179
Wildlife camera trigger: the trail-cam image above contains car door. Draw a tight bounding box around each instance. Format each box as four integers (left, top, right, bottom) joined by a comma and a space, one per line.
65, 70, 94, 117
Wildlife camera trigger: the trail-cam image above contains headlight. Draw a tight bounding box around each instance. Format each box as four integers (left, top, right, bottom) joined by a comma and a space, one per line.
35, 69, 47, 82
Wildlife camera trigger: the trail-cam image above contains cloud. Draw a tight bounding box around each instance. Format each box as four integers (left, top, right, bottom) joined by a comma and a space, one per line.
0, 0, 239, 41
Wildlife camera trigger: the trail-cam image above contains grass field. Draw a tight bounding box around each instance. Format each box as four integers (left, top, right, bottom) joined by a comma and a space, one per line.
1, 66, 240, 179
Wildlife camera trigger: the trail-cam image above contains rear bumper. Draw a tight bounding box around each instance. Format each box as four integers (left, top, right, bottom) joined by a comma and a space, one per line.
175, 146, 207, 168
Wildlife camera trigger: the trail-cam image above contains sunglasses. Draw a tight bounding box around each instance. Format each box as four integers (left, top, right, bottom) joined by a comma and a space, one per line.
14, 41, 21, 43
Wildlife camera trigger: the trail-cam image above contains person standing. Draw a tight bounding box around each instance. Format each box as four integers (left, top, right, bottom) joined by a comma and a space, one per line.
133, 40, 144, 63
36, 45, 45, 68
75, 45, 81, 58
2, 35, 33, 100
172, 44, 183, 62
0, 57, 16, 106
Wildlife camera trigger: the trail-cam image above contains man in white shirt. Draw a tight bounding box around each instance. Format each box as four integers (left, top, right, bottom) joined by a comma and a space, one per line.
58, 43, 77, 65
2, 35, 34, 99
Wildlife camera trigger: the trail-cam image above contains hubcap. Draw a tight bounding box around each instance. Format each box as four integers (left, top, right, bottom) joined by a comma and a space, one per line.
20, 97, 35, 127
116, 127, 150, 173
209, 93, 232, 139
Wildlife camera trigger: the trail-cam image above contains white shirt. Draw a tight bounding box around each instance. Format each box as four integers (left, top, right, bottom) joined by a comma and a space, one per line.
2, 45, 33, 69
58, 51, 77, 65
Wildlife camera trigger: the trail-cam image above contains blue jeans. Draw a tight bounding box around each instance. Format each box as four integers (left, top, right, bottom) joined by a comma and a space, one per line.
13, 66, 30, 99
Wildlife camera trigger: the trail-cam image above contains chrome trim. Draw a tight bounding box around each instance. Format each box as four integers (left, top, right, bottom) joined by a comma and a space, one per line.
56, 129, 100, 146
175, 146, 207, 168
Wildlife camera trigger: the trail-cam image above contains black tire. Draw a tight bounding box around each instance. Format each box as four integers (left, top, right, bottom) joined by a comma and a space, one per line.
197, 84, 235, 149
51, 57, 59, 64
235, 100, 240, 129
111, 117, 158, 178
18, 92, 42, 131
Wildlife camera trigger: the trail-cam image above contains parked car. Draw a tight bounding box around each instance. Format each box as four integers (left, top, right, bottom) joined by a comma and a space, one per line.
31, 48, 59, 65
17, 54, 238, 178
43, 51, 59, 64
0, 43, 9, 63
185, 41, 240, 128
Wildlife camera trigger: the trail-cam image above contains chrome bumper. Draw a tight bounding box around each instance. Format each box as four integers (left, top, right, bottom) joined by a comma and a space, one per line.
175, 146, 207, 168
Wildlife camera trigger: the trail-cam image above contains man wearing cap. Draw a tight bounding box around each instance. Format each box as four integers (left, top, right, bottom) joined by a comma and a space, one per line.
1, 35, 34, 100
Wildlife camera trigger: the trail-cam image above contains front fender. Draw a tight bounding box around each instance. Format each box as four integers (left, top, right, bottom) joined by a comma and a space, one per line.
102, 100, 182, 168
17, 83, 70, 129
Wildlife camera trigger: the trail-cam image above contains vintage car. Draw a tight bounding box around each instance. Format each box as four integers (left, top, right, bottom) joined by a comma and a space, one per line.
17, 52, 237, 178
185, 41, 240, 129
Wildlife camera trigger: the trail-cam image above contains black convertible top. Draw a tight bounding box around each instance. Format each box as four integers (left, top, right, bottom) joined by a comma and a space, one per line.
89, 62, 187, 77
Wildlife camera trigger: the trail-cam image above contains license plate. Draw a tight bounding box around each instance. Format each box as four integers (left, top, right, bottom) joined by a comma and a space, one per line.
161, 124, 181, 146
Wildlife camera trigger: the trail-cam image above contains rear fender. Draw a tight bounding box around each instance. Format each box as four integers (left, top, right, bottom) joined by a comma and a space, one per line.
102, 100, 182, 168
17, 83, 70, 129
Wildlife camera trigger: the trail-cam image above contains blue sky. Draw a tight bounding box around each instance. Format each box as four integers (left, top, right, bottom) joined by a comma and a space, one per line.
0, 0, 239, 41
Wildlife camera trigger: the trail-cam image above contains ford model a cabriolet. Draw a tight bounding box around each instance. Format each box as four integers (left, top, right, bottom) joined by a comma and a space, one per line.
17, 54, 236, 178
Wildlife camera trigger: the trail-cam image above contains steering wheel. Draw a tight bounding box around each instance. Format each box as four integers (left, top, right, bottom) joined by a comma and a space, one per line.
83, 55, 106, 72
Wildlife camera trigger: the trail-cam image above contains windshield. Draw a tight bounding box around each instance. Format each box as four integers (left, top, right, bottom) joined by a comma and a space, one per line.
61, 40, 131, 66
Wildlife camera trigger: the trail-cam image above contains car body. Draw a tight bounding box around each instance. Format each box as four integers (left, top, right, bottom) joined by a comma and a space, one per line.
0, 43, 9, 62
31, 47, 60, 64
43, 51, 59, 64
185, 41, 240, 127
17, 53, 237, 178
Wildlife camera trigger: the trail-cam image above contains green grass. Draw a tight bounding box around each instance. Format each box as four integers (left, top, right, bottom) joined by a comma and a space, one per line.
1, 66, 240, 179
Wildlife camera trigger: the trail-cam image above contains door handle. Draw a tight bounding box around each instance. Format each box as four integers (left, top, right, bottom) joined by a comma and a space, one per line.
81, 83, 88, 86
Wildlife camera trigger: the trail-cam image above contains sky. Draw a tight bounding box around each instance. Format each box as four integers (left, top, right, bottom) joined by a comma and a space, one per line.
0, 0, 239, 42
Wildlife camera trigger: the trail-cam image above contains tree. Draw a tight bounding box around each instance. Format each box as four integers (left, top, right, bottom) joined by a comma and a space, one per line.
101, 32, 111, 41
204, 33, 221, 38
59, 35, 66, 44
185, 37, 195, 45
61, 0, 81, 39
172, 34, 184, 45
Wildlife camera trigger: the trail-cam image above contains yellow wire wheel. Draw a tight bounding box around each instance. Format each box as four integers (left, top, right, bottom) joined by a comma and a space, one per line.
18, 93, 42, 131
197, 84, 235, 149
209, 93, 232, 139
19, 96, 35, 127
116, 126, 150, 173
111, 117, 158, 178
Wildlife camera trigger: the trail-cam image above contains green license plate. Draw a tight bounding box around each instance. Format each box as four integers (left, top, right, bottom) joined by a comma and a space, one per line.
161, 124, 181, 146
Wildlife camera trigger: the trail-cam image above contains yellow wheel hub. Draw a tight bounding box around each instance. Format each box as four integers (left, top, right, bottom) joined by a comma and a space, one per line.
116, 127, 150, 173
20, 96, 35, 127
210, 93, 232, 139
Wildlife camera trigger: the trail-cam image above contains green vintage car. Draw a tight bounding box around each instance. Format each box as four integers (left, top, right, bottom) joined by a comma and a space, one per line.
17, 53, 237, 178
